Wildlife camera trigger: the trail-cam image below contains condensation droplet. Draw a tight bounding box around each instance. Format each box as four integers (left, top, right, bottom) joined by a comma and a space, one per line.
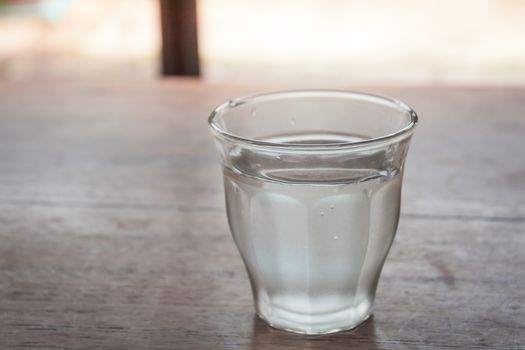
275, 155, 281, 160
319, 211, 325, 216
333, 184, 344, 193
333, 235, 339, 240
329, 204, 335, 210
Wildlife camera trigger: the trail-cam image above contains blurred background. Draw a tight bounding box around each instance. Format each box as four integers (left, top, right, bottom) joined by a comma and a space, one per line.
0, 0, 524, 84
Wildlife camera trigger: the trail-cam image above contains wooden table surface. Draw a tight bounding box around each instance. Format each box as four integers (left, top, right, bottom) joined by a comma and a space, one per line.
0, 80, 523, 349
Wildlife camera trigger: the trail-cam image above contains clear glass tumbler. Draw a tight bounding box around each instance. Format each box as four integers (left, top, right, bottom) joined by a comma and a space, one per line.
208, 90, 418, 335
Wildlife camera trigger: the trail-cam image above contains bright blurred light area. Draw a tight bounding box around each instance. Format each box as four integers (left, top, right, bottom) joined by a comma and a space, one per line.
0, 0, 160, 80
199, 0, 525, 84
0, 0, 524, 84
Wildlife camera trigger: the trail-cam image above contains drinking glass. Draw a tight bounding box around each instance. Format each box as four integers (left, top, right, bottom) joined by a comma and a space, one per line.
208, 90, 418, 335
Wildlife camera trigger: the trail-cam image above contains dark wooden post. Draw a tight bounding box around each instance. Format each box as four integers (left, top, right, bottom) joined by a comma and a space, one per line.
159, 0, 200, 76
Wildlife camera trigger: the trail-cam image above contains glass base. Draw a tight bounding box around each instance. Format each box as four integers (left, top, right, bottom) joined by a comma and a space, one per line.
255, 299, 372, 335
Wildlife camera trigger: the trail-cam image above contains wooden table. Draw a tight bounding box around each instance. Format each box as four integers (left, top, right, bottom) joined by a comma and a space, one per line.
0, 80, 523, 349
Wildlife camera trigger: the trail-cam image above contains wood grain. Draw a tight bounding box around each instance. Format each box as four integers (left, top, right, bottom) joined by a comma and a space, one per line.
0, 80, 523, 349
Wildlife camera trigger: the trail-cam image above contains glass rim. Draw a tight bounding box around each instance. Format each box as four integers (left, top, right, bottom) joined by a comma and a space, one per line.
208, 89, 418, 151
